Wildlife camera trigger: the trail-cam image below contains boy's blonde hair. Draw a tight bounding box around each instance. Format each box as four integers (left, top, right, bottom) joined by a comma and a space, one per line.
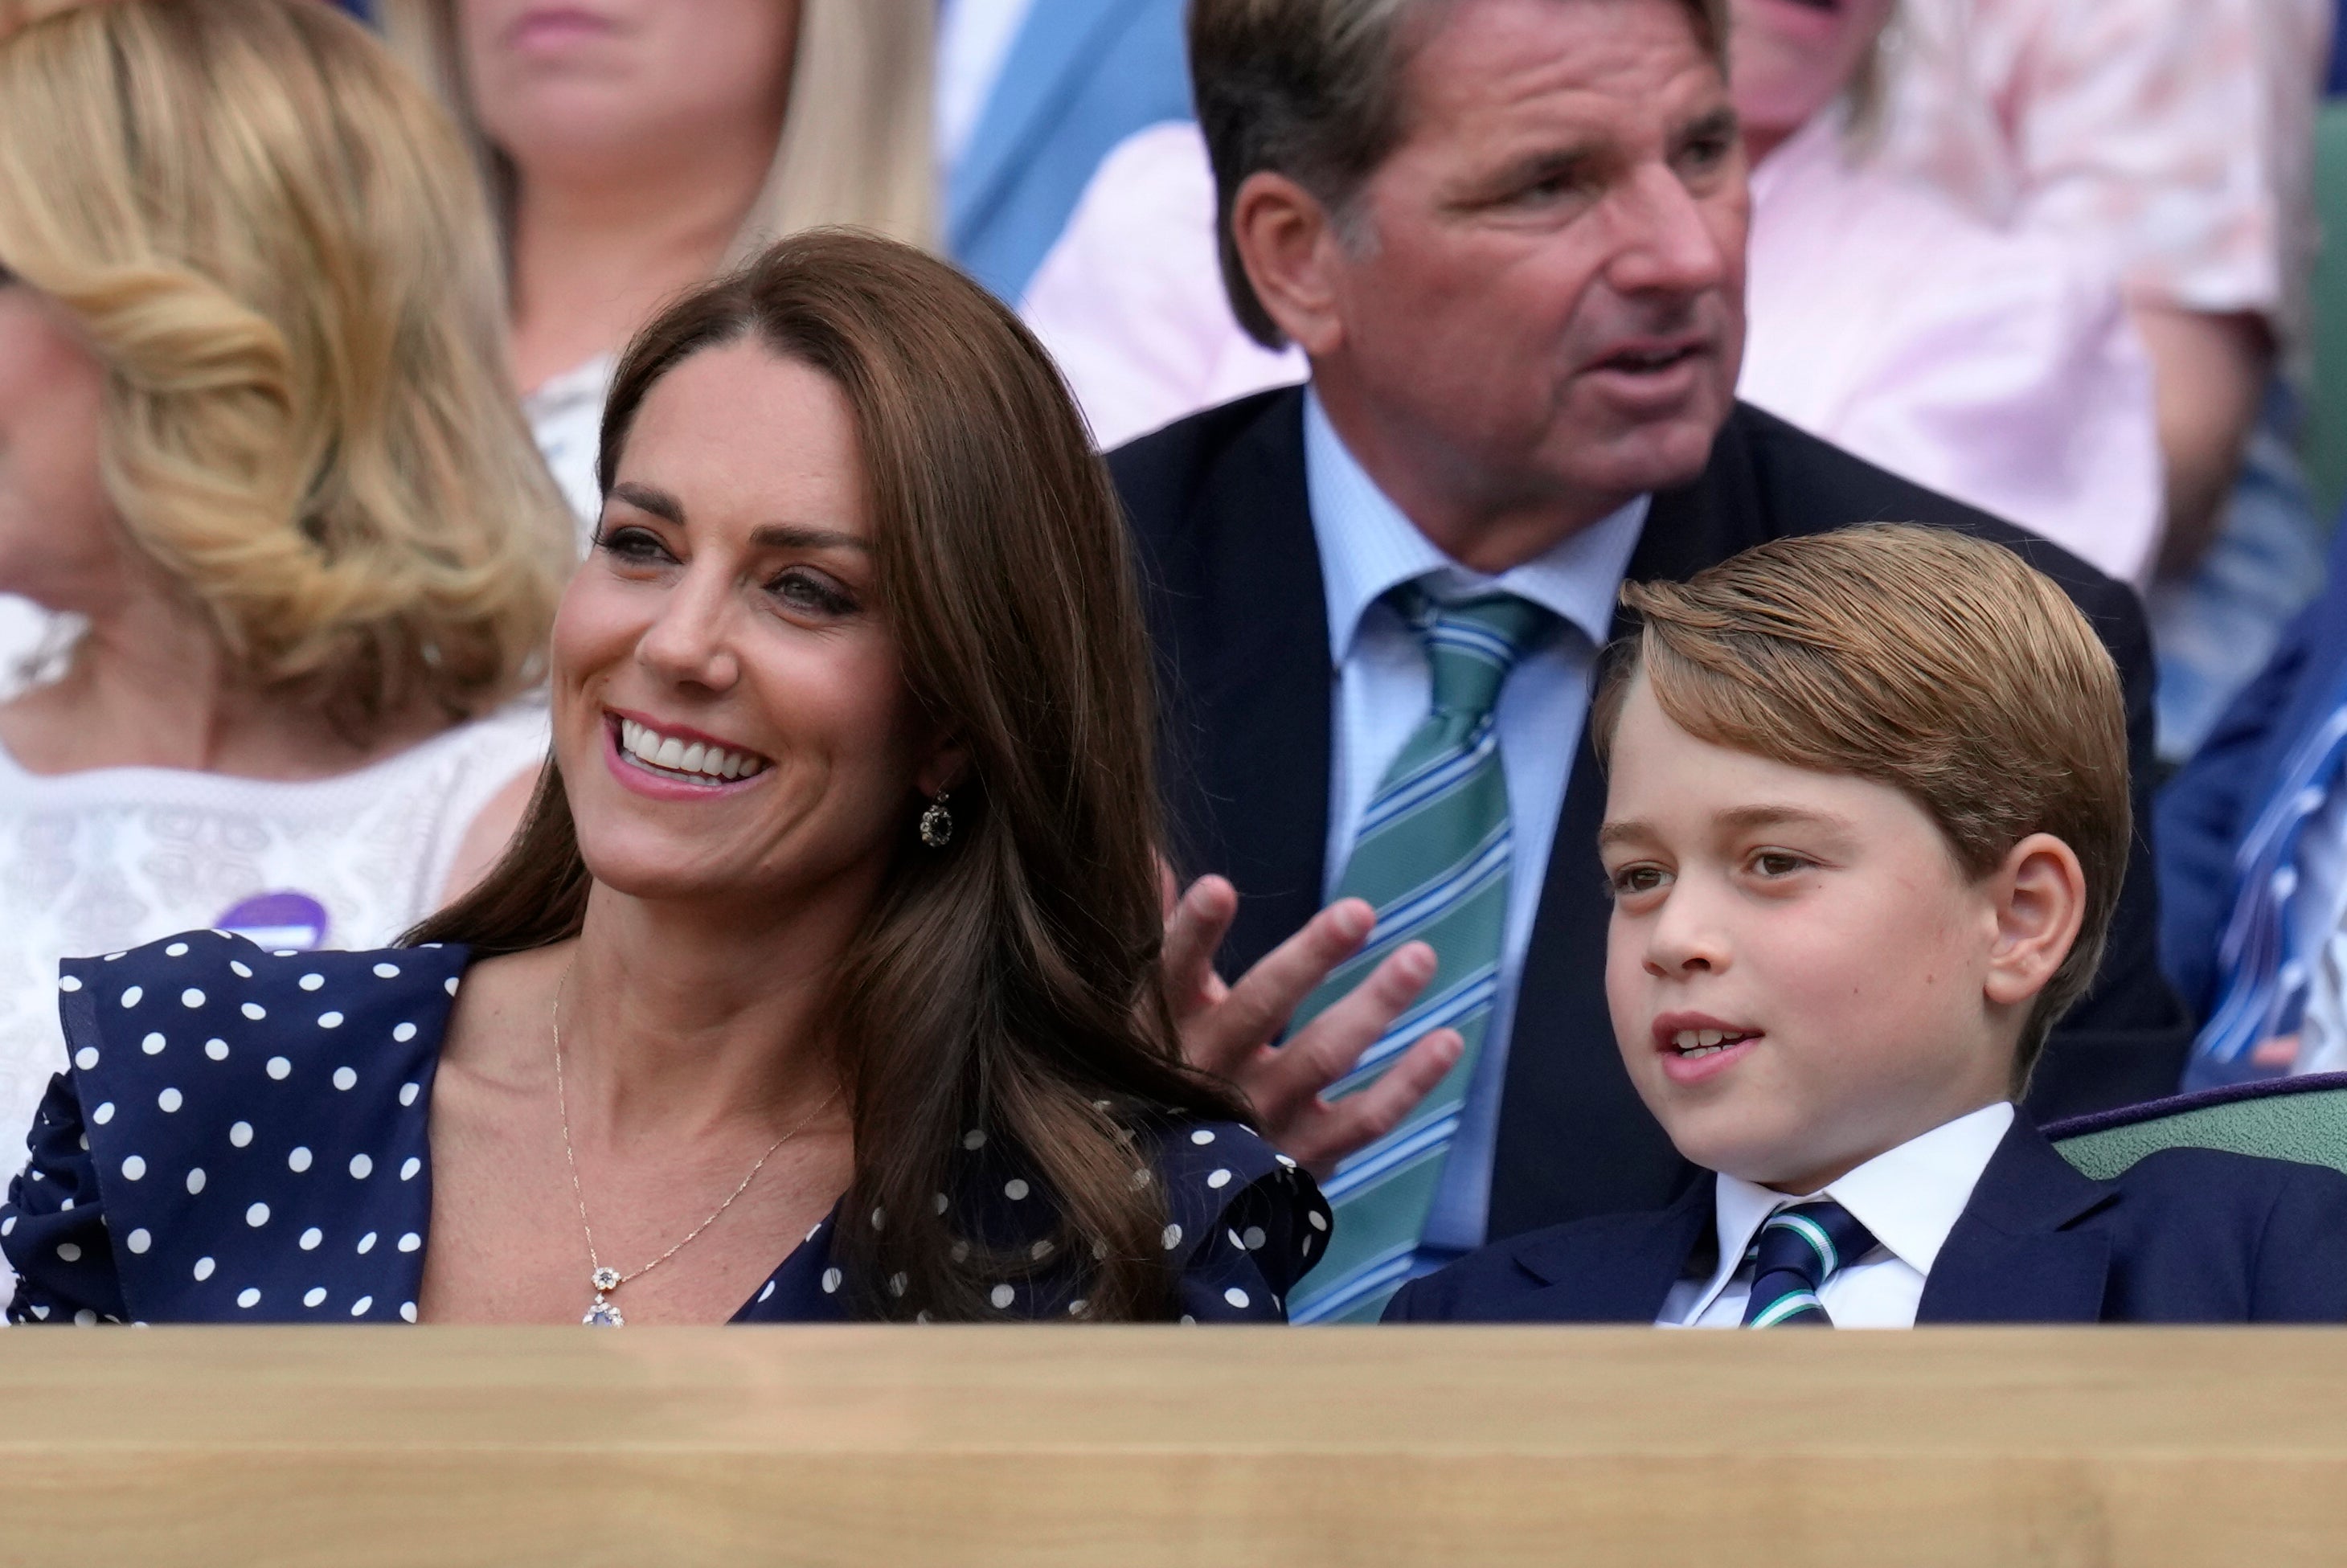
0, 0, 571, 730
1591, 525, 2131, 1085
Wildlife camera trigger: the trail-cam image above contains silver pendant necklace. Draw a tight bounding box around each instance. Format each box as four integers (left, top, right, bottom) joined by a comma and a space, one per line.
551, 966, 838, 1326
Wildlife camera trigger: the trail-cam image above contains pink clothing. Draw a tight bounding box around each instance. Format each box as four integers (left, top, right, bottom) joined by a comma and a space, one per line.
1878, 0, 2330, 346
1741, 114, 2161, 583
1022, 119, 2162, 583
1021, 122, 1305, 449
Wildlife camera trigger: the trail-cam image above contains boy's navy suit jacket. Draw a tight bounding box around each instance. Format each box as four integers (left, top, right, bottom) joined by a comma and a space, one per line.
1383, 1120, 2347, 1324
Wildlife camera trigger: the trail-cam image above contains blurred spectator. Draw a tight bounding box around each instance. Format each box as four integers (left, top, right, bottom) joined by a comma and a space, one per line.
1875, 0, 2334, 755
1726, 0, 2160, 581
1018, 122, 1304, 446
380, 0, 932, 526
2161, 511, 2347, 1087
0, 0, 570, 1211
940, 0, 1196, 305
1023, 0, 2163, 581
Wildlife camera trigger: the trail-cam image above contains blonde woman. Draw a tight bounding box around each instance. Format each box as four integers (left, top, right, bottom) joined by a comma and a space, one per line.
379, 0, 934, 526
0, 0, 571, 1218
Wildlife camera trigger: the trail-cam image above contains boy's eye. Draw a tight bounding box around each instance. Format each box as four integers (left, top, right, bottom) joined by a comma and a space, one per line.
1609, 864, 1669, 898
1750, 851, 1809, 878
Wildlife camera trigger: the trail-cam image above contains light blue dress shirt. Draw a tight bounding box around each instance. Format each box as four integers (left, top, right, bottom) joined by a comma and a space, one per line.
1302, 391, 1648, 1255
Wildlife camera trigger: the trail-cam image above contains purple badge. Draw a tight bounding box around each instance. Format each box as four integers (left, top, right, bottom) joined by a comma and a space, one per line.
213, 891, 330, 952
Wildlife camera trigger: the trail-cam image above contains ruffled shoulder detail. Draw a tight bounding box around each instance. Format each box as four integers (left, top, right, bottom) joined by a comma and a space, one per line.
1153, 1118, 1329, 1323
3, 1073, 125, 1323
6, 931, 466, 1323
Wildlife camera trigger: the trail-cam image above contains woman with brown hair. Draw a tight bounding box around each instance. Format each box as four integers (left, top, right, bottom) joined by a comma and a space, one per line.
1, 230, 1326, 1326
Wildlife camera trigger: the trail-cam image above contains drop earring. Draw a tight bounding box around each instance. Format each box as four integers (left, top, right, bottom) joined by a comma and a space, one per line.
919, 792, 954, 849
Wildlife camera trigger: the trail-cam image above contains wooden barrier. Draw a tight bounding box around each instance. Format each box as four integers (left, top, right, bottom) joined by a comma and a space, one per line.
0, 1326, 2341, 1565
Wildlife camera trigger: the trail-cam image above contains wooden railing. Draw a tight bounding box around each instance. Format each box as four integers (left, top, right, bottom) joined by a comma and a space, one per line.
0, 1326, 2340, 1564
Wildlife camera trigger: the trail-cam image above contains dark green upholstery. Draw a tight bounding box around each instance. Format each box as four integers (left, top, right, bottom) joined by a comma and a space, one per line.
2047, 1075, 2347, 1180
2307, 103, 2347, 518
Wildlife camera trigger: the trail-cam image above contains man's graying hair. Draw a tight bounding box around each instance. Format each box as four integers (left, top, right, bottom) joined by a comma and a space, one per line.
1190, 0, 1731, 348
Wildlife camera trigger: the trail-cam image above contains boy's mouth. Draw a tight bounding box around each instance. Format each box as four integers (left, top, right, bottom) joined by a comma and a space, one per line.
1650, 1014, 1763, 1083
1668, 1027, 1758, 1059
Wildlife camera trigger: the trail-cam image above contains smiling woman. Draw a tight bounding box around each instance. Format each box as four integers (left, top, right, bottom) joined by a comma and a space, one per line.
0, 231, 1329, 1329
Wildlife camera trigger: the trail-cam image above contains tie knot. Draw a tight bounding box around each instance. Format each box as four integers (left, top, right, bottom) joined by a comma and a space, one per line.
1398, 587, 1553, 721
1741, 1198, 1878, 1328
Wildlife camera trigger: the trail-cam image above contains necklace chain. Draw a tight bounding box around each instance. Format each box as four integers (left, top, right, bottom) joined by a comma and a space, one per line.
551, 964, 838, 1324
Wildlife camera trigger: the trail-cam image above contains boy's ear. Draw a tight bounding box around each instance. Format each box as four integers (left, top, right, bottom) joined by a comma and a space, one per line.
1982, 832, 2087, 1009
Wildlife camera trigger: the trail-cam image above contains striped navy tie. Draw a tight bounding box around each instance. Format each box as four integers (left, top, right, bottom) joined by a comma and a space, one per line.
1741, 1199, 1879, 1327
1288, 584, 1553, 1324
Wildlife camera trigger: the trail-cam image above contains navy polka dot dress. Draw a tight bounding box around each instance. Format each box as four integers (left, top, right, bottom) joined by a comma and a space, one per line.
1, 931, 1330, 1325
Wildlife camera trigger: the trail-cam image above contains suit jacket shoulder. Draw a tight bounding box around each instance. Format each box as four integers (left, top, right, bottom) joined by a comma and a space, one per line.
1384, 1181, 1712, 1324
1924, 1119, 2347, 1324
2095, 1145, 2347, 1321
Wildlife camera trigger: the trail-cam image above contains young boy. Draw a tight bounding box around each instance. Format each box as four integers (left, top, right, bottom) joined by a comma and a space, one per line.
1387, 526, 2347, 1326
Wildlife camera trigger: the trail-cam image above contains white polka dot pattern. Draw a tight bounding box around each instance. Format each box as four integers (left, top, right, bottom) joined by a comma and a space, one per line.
1, 933, 471, 1325
3, 933, 1331, 1328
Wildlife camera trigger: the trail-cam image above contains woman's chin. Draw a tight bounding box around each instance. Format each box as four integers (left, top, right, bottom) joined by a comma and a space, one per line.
572, 838, 766, 908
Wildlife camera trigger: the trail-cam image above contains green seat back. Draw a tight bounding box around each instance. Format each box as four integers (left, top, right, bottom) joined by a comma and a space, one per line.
2050, 1077, 2347, 1180
2305, 101, 2347, 518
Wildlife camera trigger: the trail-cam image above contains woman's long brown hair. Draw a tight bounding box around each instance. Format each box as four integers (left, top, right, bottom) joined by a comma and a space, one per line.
409, 229, 1247, 1320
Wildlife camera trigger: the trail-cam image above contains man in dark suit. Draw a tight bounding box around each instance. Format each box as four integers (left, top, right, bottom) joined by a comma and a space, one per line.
1120, 0, 2190, 1320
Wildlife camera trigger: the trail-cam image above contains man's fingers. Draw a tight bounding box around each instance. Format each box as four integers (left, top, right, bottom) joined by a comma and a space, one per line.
1162, 875, 1239, 1012
1299, 1028, 1464, 1178
1205, 898, 1377, 1062
1263, 940, 1439, 1111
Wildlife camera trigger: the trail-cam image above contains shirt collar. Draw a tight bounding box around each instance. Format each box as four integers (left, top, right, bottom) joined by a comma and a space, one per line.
1680, 1101, 2017, 1323
1301, 387, 1648, 665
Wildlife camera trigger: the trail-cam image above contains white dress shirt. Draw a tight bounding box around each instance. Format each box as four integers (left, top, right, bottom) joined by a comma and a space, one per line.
1658, 1102, 2017, 1329
935, 0, 1041, 173
1304, 391, 1648, 1256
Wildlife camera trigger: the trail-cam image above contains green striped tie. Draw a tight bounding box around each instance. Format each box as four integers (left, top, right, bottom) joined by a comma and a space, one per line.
1740, 1200, 1879, 1327
1288, 587, 1552, 1323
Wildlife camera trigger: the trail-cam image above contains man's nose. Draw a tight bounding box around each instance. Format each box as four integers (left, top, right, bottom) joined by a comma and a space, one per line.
636, 567, 741, 691
1604, 162, 1736, 299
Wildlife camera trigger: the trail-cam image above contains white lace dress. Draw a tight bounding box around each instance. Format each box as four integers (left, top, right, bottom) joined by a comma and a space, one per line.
0, 699, 551, 1219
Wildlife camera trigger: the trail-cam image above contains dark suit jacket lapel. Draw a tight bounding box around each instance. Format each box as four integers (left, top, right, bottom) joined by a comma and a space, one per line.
1154, 390, 1335, 976
1504, 1179, 1717, 1321
1485, 423, 1763, 1238
1918, 1120, 2116, 1324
